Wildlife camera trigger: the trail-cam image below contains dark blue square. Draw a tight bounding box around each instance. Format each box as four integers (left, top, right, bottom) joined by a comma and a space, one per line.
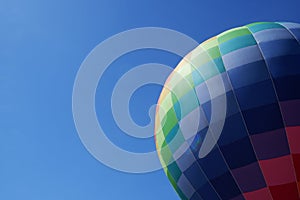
218, 113, 248, 146
197, 147, 229, 179
210, 171, 242, 199
273, 74, 300, 101
242, 103, 284, 134
234, 79, 277, 110
221, 137, 257, 169
184, 162, 207, 190
197, 182, 221, 200
266, 54, 300, 78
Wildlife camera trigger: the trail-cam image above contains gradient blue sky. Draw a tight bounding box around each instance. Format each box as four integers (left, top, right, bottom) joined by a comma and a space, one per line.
1, 0, 300, 199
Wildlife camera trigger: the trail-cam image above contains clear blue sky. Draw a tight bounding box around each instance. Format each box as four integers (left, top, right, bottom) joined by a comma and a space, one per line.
0, 0, 299, 199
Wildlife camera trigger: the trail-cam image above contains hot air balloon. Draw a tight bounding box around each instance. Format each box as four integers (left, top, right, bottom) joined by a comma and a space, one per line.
155, 22, 300, 200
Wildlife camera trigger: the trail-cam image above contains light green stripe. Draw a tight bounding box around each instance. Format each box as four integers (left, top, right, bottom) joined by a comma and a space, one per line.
201, 37, 218, 49
161, 145, 173, 164
207, 46, 221, 59
162, 108, 178, 136
218, 27, 251, 44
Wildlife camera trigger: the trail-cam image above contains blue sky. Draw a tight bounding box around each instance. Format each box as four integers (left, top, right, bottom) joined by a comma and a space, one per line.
1, 0, 300, 199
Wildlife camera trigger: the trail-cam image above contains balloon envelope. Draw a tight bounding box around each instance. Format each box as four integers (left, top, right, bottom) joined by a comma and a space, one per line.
155, 22, 300, 200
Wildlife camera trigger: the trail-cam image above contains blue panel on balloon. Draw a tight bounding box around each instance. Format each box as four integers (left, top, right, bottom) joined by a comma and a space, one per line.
197, 147, 229, 180
234, 80, 277, 110
242, 103, 284, 134
218, 113, 248, 146
273, 75, 300, 101
287, 28, 300, 41
221, 137, 257, 169
183, 162, 207, 190
259, 39, 300, 58
227, 60, 269, 89
201, 90, 231, 123
210, 171, 242, 199
266, 54, 300, 78
197, 183, 220, 200
225, 91, 240, 117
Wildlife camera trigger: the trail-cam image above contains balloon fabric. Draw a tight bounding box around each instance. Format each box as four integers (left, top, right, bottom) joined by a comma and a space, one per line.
155, 22, 300, 200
